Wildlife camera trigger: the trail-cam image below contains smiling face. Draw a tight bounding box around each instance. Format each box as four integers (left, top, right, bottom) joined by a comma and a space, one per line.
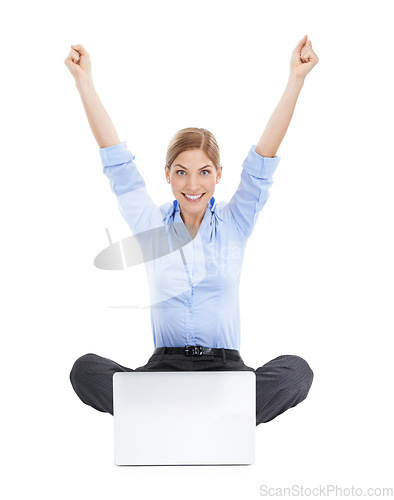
165, 149, 222, 228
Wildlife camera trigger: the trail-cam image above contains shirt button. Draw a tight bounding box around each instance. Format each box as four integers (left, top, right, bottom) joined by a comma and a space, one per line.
188, 307, 191, 312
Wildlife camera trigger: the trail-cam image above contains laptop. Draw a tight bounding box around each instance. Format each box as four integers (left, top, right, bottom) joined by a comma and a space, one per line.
113, 371, 256, 466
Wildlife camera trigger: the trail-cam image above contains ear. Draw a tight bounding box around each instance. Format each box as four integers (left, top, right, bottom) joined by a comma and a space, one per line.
164, 165, 170, 182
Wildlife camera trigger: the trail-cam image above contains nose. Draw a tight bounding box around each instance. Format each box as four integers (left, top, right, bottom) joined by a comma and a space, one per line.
185, 178, 202, 191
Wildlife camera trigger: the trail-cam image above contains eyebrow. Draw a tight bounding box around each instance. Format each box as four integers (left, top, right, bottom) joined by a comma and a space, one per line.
173, 164, 213, 170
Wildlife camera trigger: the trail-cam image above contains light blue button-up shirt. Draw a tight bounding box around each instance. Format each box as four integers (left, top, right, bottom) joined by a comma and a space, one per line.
100, 142, 280, 351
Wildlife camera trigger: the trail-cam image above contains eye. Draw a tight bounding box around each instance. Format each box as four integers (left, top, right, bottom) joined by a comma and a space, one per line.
176, 170, 211, 176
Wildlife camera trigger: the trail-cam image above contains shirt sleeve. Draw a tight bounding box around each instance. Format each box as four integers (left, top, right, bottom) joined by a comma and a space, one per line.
100, 141, 162, 235
218, 145, 281, 239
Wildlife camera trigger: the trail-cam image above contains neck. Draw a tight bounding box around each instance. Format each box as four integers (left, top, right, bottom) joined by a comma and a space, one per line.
180, 204, 208, 229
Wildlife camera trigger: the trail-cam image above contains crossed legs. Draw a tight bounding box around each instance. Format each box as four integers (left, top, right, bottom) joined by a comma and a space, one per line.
69, 352, 313, 424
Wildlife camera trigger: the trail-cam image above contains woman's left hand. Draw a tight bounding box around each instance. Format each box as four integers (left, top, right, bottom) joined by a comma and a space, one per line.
289, 35, 319, 81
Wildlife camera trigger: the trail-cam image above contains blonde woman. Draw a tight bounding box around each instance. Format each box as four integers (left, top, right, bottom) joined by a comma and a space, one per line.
66, 36, 318, 424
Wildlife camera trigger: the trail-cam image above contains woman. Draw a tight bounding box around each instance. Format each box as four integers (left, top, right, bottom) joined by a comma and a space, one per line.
65, 35, 318, 424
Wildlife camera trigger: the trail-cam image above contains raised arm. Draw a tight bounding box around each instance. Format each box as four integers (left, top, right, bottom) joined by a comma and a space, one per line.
255, 34, 319, 157
255, 75, 304, 158
65, 44, 162, 235
64, 44, 120, 148
219, 35, 319, 239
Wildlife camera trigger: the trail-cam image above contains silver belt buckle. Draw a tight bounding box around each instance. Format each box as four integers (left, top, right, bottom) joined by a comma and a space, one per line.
184, 345, 204, 356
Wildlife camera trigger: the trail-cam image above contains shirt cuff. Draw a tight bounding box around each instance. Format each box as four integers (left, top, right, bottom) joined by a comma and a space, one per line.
242, 145, 281, 179
99, 141, 136, 167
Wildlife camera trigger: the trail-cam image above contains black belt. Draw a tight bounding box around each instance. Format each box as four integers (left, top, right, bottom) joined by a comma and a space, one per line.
154, 345, 241, 361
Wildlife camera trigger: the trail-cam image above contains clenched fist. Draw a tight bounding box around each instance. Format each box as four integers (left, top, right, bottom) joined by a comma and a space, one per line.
64, 44, 93, 83
290, 35, 319, 81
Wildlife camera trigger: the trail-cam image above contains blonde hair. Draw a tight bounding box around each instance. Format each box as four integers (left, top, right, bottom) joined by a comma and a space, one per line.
165, 127, 220, 171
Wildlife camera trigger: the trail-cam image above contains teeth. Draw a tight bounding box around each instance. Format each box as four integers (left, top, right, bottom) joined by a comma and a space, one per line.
184, 193, 203, 200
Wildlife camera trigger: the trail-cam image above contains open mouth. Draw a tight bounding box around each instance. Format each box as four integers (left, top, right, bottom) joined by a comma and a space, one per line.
182, 192, 205, 202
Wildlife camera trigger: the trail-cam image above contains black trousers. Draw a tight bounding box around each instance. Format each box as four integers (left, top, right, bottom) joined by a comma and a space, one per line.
69, 349, 314, 425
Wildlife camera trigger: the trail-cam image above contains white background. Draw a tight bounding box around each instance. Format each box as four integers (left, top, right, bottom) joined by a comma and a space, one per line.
2, 0, 393, 498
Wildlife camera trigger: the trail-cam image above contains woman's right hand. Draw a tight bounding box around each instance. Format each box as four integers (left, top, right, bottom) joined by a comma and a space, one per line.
64, 44, 93, 84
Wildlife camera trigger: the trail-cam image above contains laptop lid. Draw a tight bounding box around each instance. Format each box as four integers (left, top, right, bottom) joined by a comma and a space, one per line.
113, 371, 256, 466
